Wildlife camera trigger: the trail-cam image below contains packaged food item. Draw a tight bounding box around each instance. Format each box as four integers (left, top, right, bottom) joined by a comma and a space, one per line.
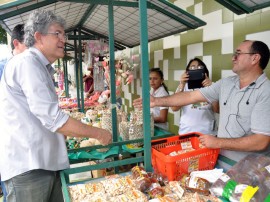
184, 175, 211, 195
148, 171, 168, 187
148, 182, 165, 199
110, 189, 148, 202
136, 178, 152, 193
128, 111, 143, 147
148, 195, 178, 202
119, 121, 129, 141
131, 166, 149, 179
180, 192, 221, 202
210, 154, 270, 202
131, 166, 152, 192
167, 181, 184, 199
101, 177, 129, 197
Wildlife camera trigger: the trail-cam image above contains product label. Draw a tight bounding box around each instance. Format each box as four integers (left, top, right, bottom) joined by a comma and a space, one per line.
188, 157, 199, 173
220, 174, 230, 182
240, 186, 259, 202
181, 141, 192, 149
265, 165, 270, 173
188, 176, 199, 188
235, 184, 248, 193
222, 180, 237, 200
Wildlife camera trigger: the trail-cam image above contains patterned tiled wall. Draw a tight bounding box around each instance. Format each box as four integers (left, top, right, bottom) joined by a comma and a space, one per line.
119, 0, 270, 135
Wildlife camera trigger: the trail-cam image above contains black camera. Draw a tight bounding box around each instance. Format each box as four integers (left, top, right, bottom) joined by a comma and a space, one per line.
187, 69, 205, 89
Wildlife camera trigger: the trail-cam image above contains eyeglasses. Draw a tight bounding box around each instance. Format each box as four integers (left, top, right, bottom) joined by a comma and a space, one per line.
46, 32, 68, 41
232, 52, 256, 58
189, 65, 204, 70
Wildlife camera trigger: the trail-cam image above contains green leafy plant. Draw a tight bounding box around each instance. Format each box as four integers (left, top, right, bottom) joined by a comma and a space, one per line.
0, 25, 7, 44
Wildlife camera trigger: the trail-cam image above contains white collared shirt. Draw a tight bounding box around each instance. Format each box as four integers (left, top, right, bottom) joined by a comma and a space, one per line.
0, 47, 70, 181
200, 73, 270, 169
150, 85, 169, 130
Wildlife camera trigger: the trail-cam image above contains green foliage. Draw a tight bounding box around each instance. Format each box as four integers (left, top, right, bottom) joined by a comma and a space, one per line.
0, 25, 7, 44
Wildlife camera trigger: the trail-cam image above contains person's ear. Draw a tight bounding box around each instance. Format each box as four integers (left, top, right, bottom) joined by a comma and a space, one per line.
252, 53, 261, 65
34, 32, 43, 42
12, 39, 20, 48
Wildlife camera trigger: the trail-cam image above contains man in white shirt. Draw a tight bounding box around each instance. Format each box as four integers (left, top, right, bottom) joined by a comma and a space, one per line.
0, 24, 27, 81
0, 23, 27, 202
134, 40, 270, 170
0, 10, 112, 202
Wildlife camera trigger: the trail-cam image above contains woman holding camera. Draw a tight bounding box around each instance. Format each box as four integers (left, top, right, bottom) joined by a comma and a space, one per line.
171, 58, 219, 135
150, 68, 169, 130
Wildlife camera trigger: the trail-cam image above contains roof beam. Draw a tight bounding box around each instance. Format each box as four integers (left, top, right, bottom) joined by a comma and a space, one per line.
253, 2, 270, 11
215, 0, 253, 14
0, 0, 30, 10
77, 4, 97, 28
148, 0, 206, 29
67, 35, 96, 40
61, 0, 138, 7
0, 0, 57, 21
81, 26, 129, 48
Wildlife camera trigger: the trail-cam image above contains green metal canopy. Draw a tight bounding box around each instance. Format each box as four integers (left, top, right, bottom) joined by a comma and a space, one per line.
0, 0, 206, 49
215, 0, 270, 15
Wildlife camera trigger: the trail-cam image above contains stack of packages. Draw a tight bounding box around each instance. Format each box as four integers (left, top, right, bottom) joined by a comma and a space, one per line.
68, 165, 221, 202
119, 109, 154, 148
66, 107, 118, 150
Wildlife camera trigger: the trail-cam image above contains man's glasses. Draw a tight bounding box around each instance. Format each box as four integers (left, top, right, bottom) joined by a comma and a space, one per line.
46, 32, 68, 41
232, 52, 256, 58
189, 65, 204, 70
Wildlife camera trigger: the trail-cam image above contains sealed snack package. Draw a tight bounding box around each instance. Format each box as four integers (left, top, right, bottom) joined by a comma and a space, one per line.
148, 181, 165, 199
128, 111, 143, 147
131, 166, 152, 192
182, 175, 211, 196
210, 154, 270, 201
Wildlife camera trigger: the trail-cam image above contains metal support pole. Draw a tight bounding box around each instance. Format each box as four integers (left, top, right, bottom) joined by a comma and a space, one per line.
74, 30, 81, 110
108, 0, 118, 142
139, 0, 152, 172
78, 28, 85, 113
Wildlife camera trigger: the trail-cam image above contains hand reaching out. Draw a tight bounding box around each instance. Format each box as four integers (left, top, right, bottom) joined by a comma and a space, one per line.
133, 96, 155, 109
95, 128, 112, 145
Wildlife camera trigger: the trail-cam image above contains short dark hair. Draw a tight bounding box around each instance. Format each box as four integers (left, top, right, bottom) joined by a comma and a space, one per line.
11, 24, 24, 50
249, 40, 270, 70
149, 67, 169, 94
186, 58, 209, 77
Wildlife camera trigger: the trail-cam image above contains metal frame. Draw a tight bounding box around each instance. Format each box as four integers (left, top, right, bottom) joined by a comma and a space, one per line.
215, 0, 270, 15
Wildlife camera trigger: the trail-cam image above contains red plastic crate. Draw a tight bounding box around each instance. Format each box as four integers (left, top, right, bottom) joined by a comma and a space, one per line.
151, 132, 219, 181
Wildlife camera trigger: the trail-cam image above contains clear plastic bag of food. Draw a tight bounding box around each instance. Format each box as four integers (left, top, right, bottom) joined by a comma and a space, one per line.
210, 154, 270, 201
148, 182, 165, 199
184, 175, 211, 195
131, 166, 152, 192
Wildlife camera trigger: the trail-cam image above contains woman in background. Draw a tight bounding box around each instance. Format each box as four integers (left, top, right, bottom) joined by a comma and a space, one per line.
83, 66, 94, 98
171, 58, 219, 135
56, 67, 64, 91
150, 68, 169, 130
